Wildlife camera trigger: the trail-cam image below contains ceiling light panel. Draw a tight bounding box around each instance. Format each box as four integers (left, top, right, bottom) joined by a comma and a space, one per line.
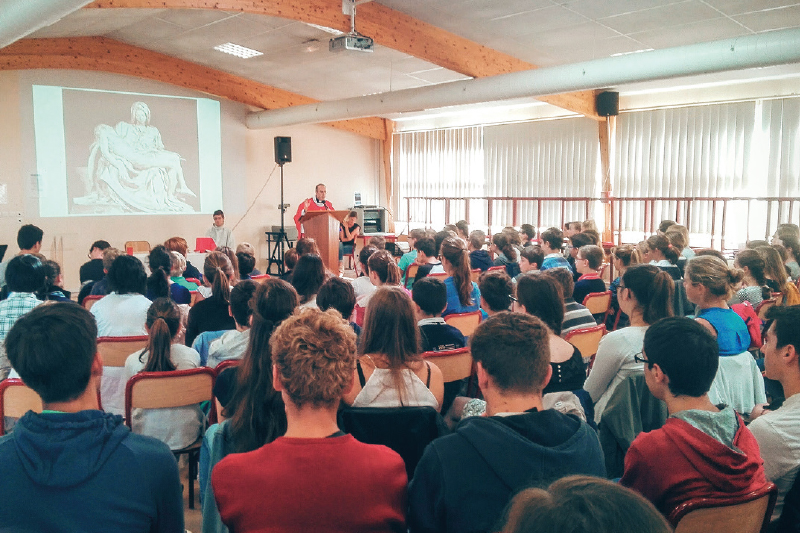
213, 42, 263, 58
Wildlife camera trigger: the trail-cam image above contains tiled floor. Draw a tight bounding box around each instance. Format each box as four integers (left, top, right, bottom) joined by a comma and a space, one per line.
180, 460, 202, 532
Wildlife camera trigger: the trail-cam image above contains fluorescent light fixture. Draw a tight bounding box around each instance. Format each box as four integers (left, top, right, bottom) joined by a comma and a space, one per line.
213, 43, 263, 59
611, 48, 654, 57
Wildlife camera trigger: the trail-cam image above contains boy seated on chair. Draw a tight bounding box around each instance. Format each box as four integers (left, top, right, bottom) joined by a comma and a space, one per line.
478, 270, 514, 316
412, 277, 466, 352
413, 237, 445, 283
543, 267, 597, 338
212, 308, 407, 532
0, 303, 184, 532
621, 316, 767, 518
572, 245, 607, 306
207, 280, 259, 368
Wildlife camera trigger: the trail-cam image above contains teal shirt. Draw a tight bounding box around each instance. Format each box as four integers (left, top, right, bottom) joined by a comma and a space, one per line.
398, 250, 418, 289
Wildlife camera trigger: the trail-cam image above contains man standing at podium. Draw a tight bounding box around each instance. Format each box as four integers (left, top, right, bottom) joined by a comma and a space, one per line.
294, 184, 334, 237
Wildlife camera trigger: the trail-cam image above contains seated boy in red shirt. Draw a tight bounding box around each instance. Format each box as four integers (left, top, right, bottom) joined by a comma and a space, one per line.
212, 308, 407, 533
621, 317, 767, 518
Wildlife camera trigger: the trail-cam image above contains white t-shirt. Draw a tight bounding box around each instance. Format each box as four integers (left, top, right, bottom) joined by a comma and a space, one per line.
123, 343, 203, 450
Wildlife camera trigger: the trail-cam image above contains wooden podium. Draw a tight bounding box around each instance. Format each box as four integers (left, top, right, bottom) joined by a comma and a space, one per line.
299, 210, 348, 272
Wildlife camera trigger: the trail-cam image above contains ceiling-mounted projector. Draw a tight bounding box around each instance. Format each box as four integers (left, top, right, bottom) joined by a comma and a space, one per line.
329, 34, 374, 53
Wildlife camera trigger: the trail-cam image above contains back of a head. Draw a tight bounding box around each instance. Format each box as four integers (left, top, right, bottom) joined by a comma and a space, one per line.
520, 246, 544, 269
236, 242, 256, 256
469, 230, 485, 250
317, 276, 357, 319
756, 245, 790, 291
169, 250, 186, 277
163, 236, 189, 257
204, 251, 233, 303
777, 223, 800, 239
658, 219, 677, 234
569, 232, 593, 249
17, 224, 43, 250
142, 298, 180, 372
295, 238, 320, 257
501, 476, 671, 533
42, 259, 61, 291
582, 229, 601, 246
358, 245, 378, 274
644, 316, 719, 397
471, 312, 550, 395
612, 244, 641, 267
647, 234, 679, 264
578, 245, 604, 270
542, 266, 573, 301
502, 227, 522, 246
253, 278, 299, 326
541, 227, 563, 252
284, 248, 299, 270
479, 270, 513, 313
520, 224, 536, 241
621, 264, 674, 324
434, 231, 452, 255
441, 236, 474, 306
90, 240, 110, 253
685, 255, 743, 300
516, 273, 564, 335
216, 246, 239, 280
746, 239, 770, 249
6, 254, 45, 293
291, 254, 326, 303
108, 255, 146, 295
414, 237, 437, 258
272, 309, 357, 408
102, 247, 122, 271
734, 249, 767, 286
236, 251, 257, 277
368, 235, 386, 250
146, 245, 172, 298
360, 286, 419, 366
582, 219, 599, 233
412, 277, 447, 316
230, 280, 259, 327
765, 305, 800, 355
367, 250, 400, 285
664, 228, 686, 252
6, 303, 97, 404
409, 228, 426, 242
695, 248, 727, 262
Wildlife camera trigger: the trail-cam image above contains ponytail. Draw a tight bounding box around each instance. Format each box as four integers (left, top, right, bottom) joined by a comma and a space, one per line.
367, 250, 400, 285
647, 234, 679, 265
493, 233, 517, 262
622, 264, 674, 324
685, 255, 742, 300
140, 298, 179, 372
204, 251, 233, 304
146, 267, 170, 299
440, 237, 473, 306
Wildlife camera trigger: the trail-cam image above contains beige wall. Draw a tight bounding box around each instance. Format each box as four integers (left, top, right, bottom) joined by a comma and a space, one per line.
0, 70, 381, 291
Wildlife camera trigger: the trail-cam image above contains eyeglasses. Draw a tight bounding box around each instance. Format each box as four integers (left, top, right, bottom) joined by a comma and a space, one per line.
633, 352, 648, 364
617, 284, 626, 291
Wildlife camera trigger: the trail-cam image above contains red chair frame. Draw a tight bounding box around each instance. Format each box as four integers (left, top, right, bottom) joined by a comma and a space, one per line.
668, 482, 777, 532
582, 290, 613, 324
82, 294, 103, 310
0, 379, 43, 436
443, 310, 483, 338
185, 277, 202, 286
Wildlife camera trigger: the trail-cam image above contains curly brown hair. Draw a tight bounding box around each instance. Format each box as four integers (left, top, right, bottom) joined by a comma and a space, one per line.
271, 308, 357, 407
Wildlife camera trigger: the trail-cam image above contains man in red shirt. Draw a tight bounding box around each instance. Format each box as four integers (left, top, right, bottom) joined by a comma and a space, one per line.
294, 183, 334, 237
621, 317, 767, 518
212, 309, 407, 532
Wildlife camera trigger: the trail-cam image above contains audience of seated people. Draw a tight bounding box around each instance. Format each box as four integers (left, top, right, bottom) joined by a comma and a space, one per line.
684, 255, 766, 414
0, 303, 184, 531
664, 224, 691, 273
295, 237, 321, 257
491, 232, 520, 278
518, 223, 536, 248
501, 475, 671, 533
468, 230, 492, 271
412, 236, 445, 282
412, 277, 467, 352
620, 316, 768, 516
206, 280, 258, 369
607, 244, 641, 329
212, 309, 408, 533
215, 246, 240, 282
479, 270, 513, 316
316, 276, 361, 336
164, 236, 202, 281
748, 305, 800, 526
79, 239, 110, 284
539, 227, 571, 271
399, 228, 425, 289
290, 253, 327, 309
563, 221, 582, 238
515, 273, 586, 394
350, 245, 378, 299
517, 245, 543, 281
185, 252, 236, 347
409, 312, 605, 533
353, 250, 403, 326
455, 220, 469, 241
542, 267, 597, 337
0, 254, 45, 380
584, 264, 674, 423
146, 245, 192, 305
344, 286, 444, 410
122, 298, 202, 450
572, 244, 607, 305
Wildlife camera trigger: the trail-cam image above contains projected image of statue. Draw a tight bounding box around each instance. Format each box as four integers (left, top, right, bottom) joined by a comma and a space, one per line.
75, 101, 197, 213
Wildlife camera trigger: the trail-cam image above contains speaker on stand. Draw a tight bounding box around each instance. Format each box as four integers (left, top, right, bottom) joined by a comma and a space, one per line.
269, 136, 292, 274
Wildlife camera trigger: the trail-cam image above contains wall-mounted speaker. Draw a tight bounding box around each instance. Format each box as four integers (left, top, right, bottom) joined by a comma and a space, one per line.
596, 91, 619, 117
274, 136, 292, 164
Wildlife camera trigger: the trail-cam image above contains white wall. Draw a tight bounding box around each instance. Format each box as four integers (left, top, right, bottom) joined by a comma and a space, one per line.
0, 70, 381, 290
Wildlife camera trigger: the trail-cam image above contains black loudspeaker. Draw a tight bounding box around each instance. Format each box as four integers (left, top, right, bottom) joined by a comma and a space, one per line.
274, 136, 292, 164
596, 91, 619, 117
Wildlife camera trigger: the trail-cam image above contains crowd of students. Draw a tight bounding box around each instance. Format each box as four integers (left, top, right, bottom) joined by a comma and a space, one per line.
0, 218, 798, 532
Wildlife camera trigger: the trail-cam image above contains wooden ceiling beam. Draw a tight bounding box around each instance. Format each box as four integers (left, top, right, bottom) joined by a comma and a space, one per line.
85, 0, 603, 120
0, 36, 387, 140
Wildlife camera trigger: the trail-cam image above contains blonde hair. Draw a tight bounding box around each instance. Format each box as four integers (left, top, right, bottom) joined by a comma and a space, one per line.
684, 255, 744, 300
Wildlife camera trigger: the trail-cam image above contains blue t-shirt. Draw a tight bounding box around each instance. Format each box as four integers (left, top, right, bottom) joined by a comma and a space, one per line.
443, 276, 481, 316
696, 307, 750, 356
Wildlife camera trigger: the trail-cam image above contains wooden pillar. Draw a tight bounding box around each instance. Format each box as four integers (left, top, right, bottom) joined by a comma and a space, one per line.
381, 119, 395, 232
598, 116, 616, 243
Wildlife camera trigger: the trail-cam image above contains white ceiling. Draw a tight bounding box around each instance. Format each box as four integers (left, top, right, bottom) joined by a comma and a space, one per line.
23, 1, 800, 115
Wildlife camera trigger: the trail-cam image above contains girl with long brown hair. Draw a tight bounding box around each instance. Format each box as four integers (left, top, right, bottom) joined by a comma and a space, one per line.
185, 251, 236, 346
353, 249, 402, 327
343, 286, 444, 409
439, 236, 482, 316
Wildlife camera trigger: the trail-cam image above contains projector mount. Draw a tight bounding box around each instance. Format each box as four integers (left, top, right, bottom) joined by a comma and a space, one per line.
329, 0, 374, 53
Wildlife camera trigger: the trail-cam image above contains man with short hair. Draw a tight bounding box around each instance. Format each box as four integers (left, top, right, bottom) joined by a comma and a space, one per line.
468, 230, 492, 271
518, 246, 544, 280
207, 280, 259, 368
572, 244, 607, 305
621, 317, 767, 516
539, 227, 571, 271
412, 277, 466, 352
207, 209, 235, 249
0, 304, 184, 531
79, 239, 110, 284
213, 309, 407, 532
409, 312, 605, 533
543, 267, 596, 337
748, 305, 800, 525
294, 184, 334, 237
478, 270, 513, 316
0, 254, 45, 380
0, 224, 44, 289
